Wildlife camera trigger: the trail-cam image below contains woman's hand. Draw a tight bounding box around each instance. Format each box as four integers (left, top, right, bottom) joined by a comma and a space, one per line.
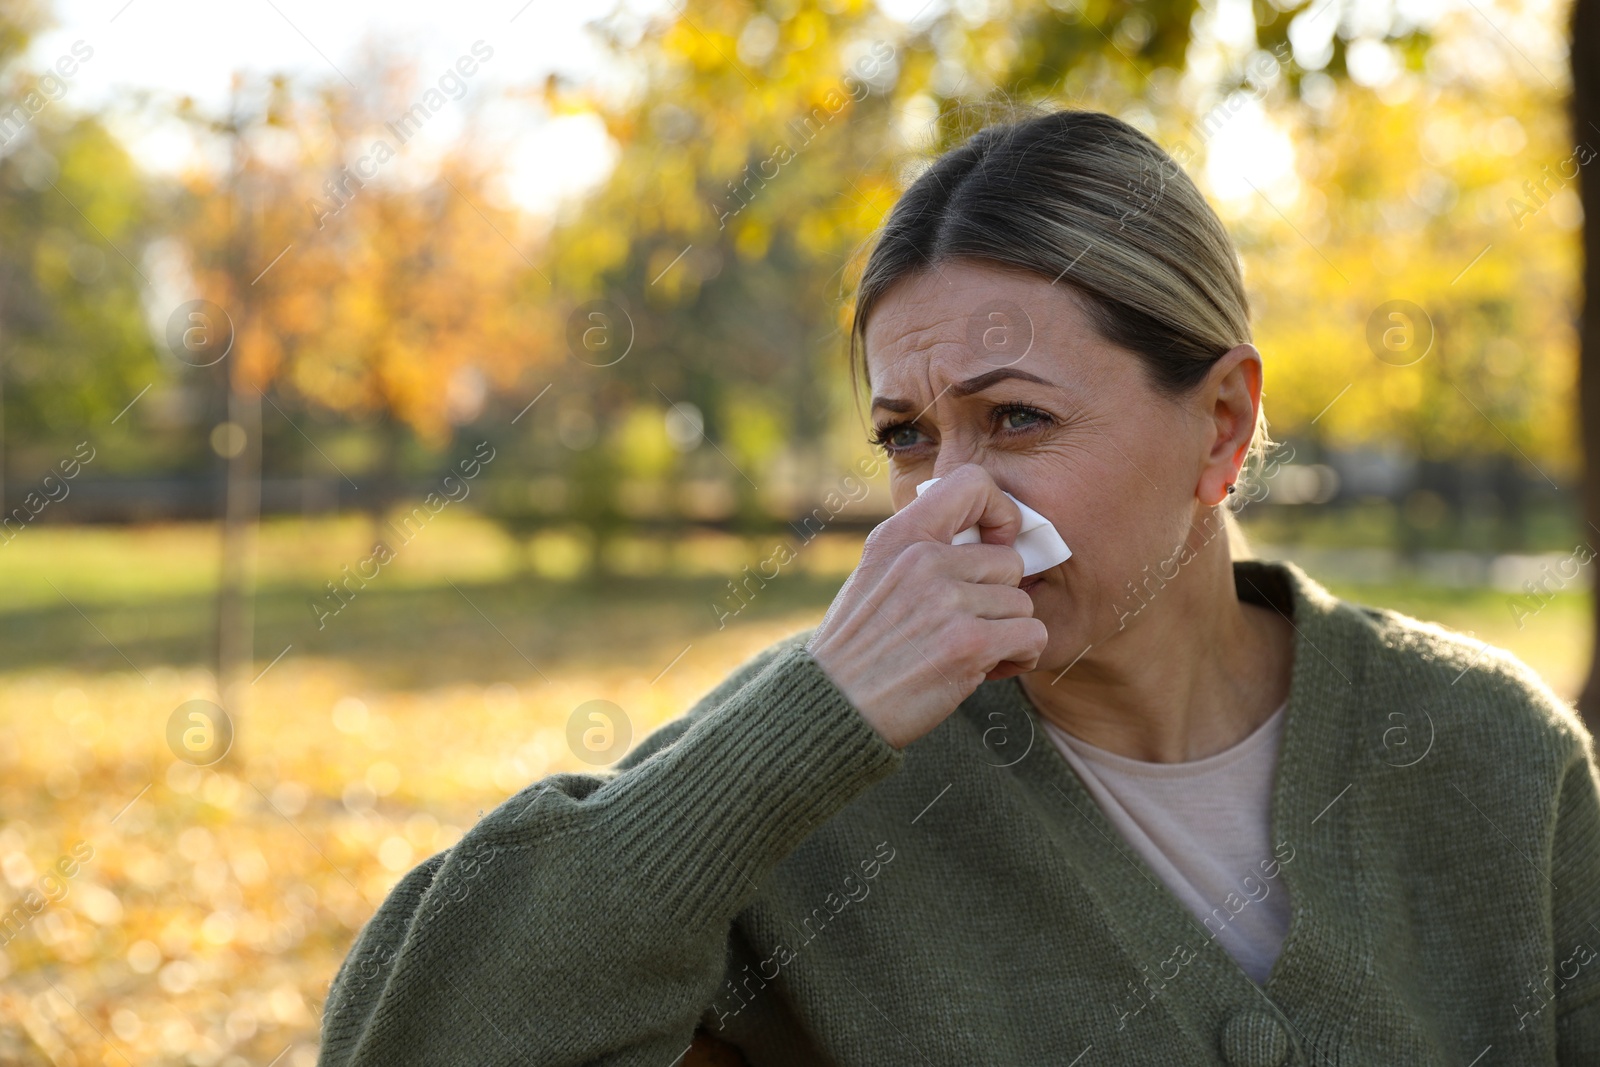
806, 463, 1049, 749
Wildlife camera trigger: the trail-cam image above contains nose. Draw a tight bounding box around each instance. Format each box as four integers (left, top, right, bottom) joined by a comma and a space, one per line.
929, 453, 981, 483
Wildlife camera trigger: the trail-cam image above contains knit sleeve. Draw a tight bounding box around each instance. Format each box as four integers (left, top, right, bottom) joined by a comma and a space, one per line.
1552, 728, 1600, 1060
315, 641, 902, 1067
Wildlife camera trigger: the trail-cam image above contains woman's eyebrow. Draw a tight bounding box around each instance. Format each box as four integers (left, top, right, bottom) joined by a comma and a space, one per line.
871, 368, 1057, 414
870, 397, 916, 414
949, 368, 1054, 397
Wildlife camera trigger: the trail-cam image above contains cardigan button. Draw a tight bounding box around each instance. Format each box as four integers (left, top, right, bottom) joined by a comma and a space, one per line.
1219, 1006, 1290, 1067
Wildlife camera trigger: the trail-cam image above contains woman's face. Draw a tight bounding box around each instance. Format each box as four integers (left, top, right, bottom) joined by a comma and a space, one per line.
862, 260, 1249, 669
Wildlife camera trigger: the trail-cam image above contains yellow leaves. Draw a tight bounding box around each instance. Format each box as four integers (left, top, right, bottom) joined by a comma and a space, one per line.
664, 19, 744, 76
617, 404, 677, 478
0, 509, 887, 1061
734, 216, 772, 259
799, 172, 889, 258
1374, 367, 1424, 422
234, 317, 283, 394
643, 243, 695, 304
787, 7, 825, 51
169, 78, 550, 443
558, 221, 632, 295
30, 228, 77, 290
724, 390, 785, 468
1241, 74, 1579, 468
541, 72, 601, 118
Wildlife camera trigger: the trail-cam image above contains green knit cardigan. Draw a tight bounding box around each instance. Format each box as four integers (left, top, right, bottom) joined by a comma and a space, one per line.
317, 559, 1600, 1065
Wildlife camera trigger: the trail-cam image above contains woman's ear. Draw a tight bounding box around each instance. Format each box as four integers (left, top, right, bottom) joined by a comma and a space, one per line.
1197, 343, 1262, 507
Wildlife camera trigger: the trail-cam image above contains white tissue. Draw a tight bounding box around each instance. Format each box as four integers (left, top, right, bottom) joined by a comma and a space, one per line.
914, 477, 1073, 577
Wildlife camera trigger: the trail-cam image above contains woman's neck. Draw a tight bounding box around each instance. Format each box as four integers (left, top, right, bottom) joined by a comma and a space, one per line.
1018, 541, 1295, 764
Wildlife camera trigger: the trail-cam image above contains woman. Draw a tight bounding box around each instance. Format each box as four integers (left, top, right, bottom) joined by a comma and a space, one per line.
317, 110, 1600, 1065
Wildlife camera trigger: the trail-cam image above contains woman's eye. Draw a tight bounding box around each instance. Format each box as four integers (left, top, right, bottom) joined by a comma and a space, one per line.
997, 406, 1048, 432
884, 425, 922, 449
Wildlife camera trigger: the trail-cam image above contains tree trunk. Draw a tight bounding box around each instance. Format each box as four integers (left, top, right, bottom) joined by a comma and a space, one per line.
1573, 0, 1600, 739
217, 380, 262, 708
350, 411, 403, 547
214, 97, 264, 717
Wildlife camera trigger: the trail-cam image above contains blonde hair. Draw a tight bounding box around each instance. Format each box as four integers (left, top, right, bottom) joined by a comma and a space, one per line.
848, 106, 1271, 556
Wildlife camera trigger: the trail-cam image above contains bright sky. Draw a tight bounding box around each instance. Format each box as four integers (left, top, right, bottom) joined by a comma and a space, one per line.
26, 0, 660, 214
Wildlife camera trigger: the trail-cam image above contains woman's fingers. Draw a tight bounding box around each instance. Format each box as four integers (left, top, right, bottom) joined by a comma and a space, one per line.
986, 616, 1049, 671
876, 463, 1026, 554
806, 462, 1050, 749
958, 580, 1036, 621
885, 540, 1025, 590
981, 616, 1051, 682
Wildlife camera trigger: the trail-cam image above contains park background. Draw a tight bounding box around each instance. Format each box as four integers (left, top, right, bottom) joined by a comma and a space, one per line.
1, 0, 1596, 1061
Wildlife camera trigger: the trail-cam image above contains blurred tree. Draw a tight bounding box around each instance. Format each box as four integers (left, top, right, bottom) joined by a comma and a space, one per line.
539, 0, 1435, 546
541, 0, 903, 522
0, 1, 159, 506
165, 61, 550, 696
0, 118, 158, 432
1249, 71, 1579, 540
289, 154, 545, 513
166, 74, 308, 707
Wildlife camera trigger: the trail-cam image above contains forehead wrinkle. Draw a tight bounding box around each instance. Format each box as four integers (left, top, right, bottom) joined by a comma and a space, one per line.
877, 305, 967, 362
865, 269, 1079, 402
869, 346, 970, 418
878, 340, 1040, 401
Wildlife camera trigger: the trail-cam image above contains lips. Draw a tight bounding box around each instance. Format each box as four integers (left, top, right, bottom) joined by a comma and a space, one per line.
1020, 575, 1044, 593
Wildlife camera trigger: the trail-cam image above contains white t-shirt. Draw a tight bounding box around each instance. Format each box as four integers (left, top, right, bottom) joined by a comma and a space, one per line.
1041, 700, 1291, 985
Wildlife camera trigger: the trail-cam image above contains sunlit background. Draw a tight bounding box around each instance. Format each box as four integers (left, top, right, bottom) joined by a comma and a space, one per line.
0, 0, 1593, 1061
